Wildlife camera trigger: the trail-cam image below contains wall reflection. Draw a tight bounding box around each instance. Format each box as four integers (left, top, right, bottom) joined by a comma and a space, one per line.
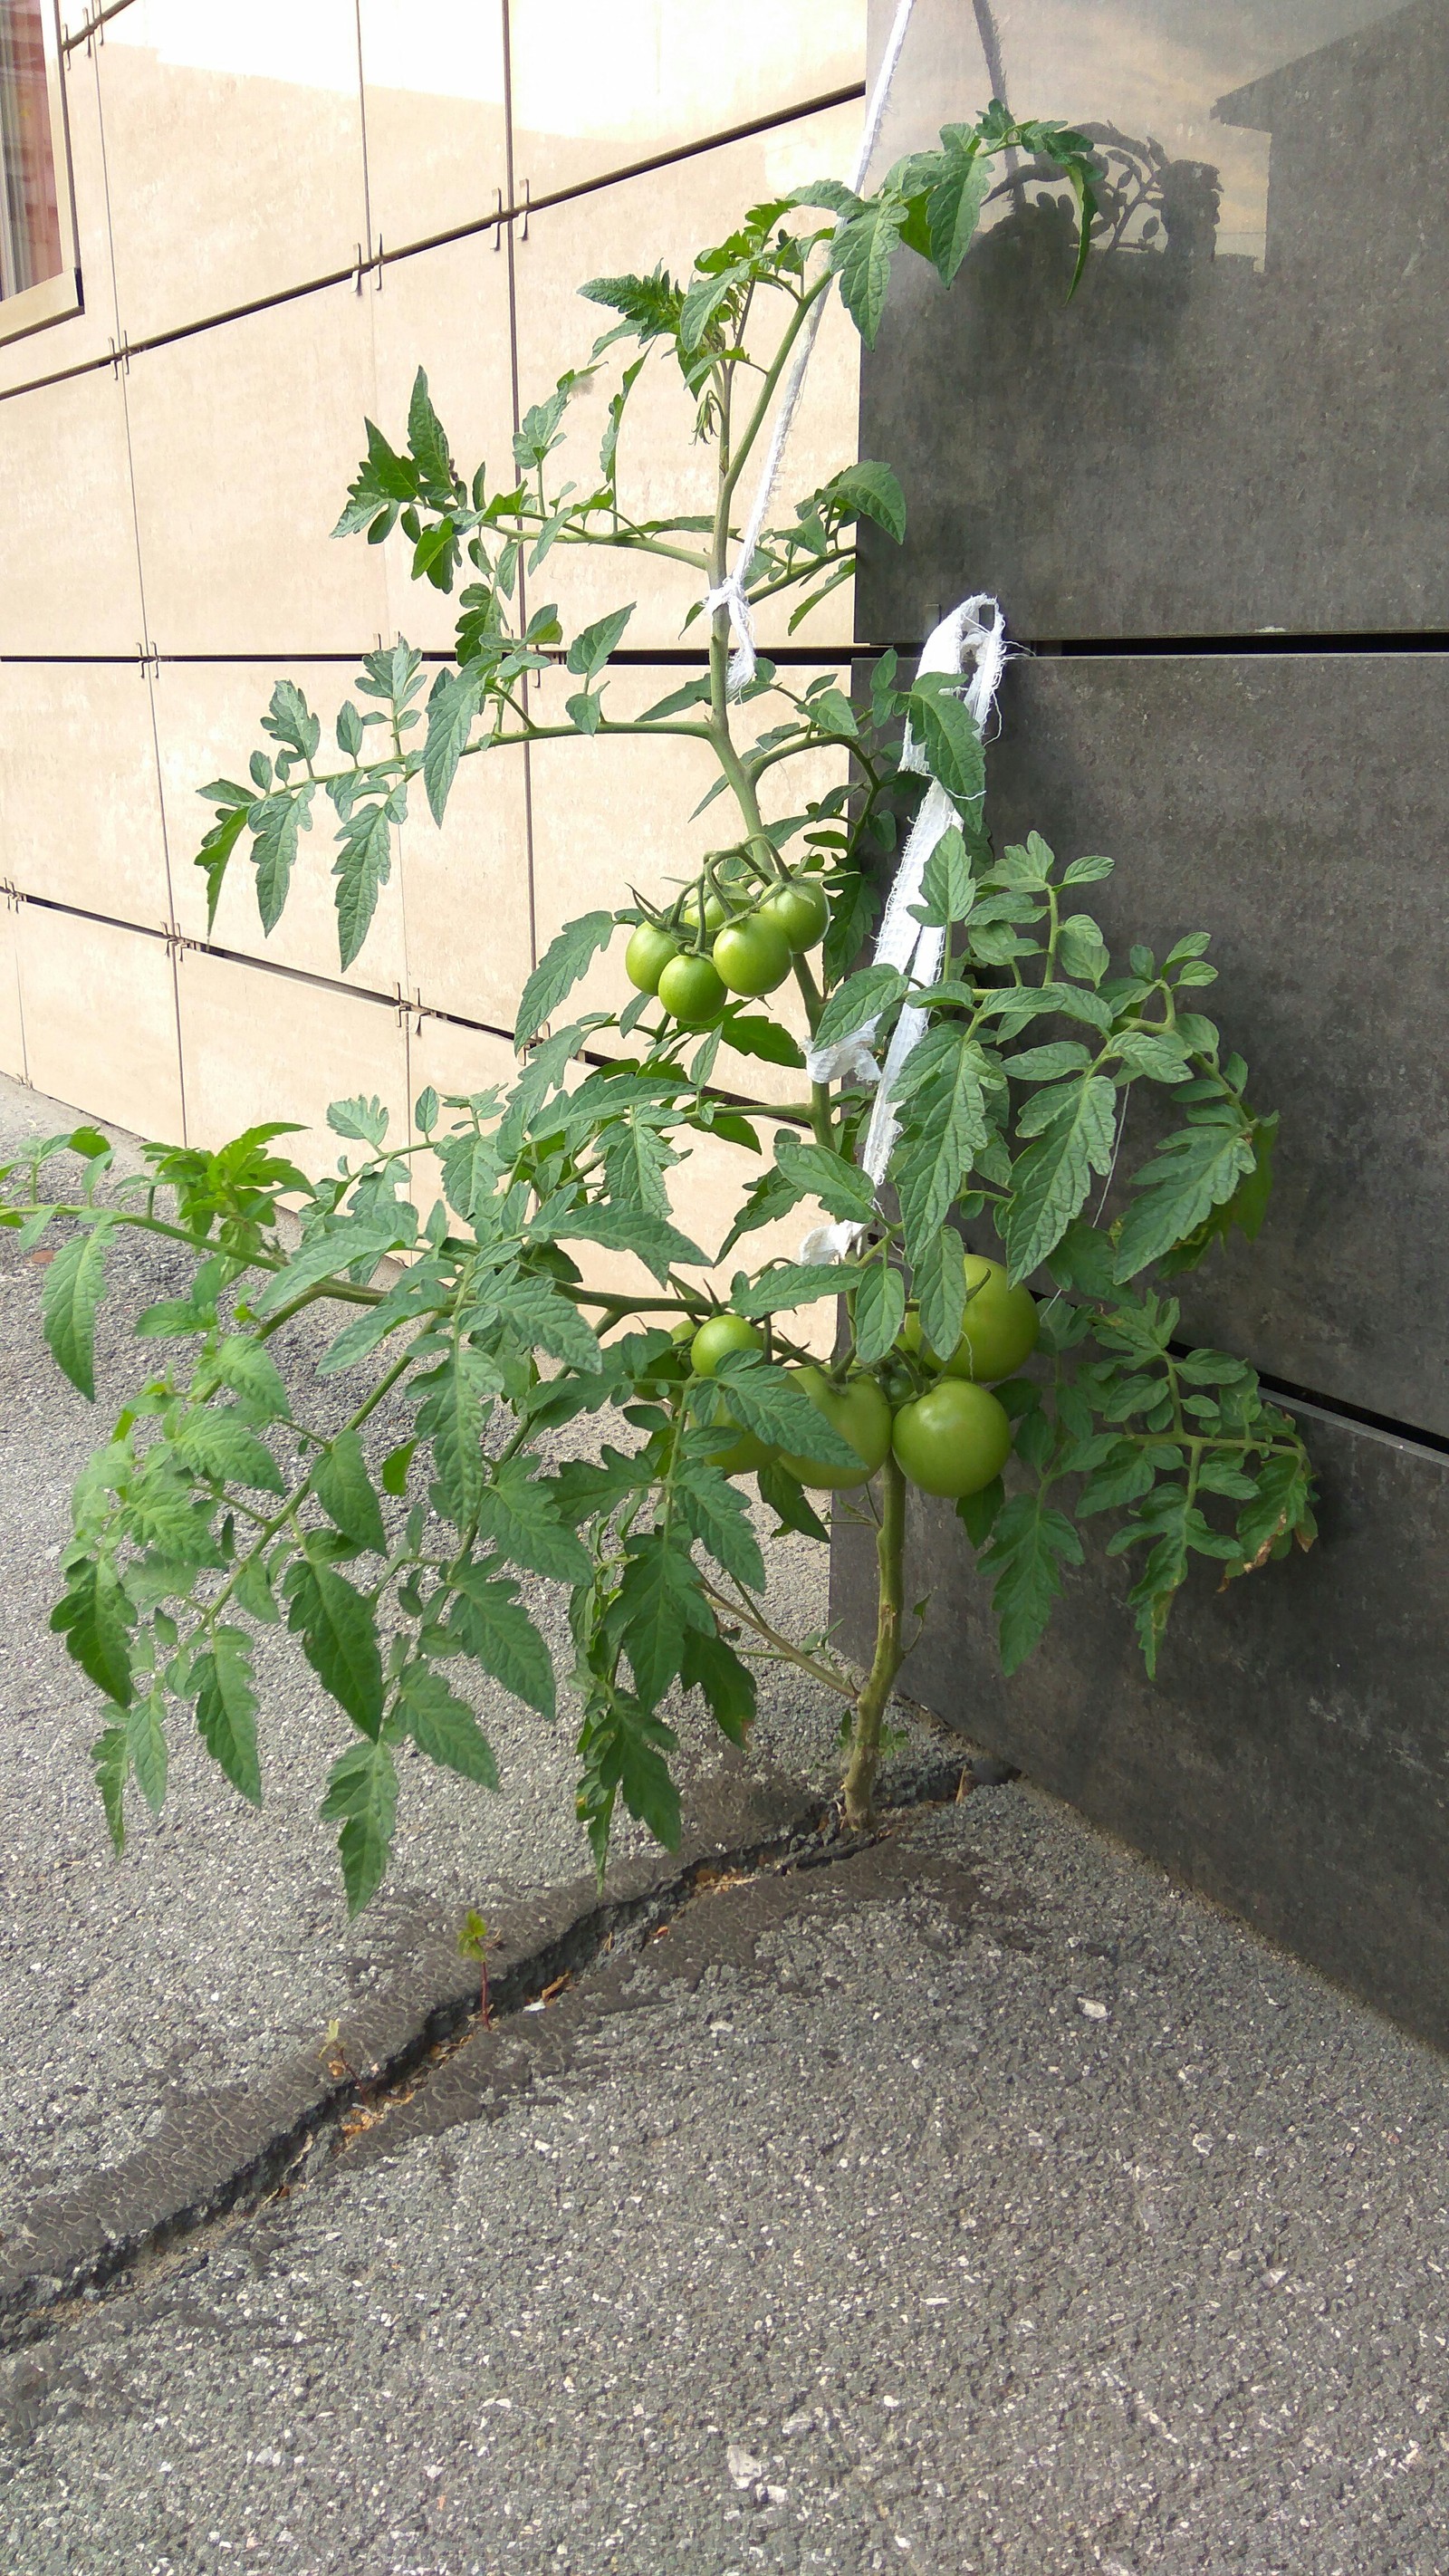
862, 0, 1449, 635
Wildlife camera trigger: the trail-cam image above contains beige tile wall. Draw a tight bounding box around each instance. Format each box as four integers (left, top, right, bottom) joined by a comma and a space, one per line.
0, 0, 867, 1275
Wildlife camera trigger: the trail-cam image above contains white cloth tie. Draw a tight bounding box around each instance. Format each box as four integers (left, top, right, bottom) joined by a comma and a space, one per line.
799, 594, 1008, 1263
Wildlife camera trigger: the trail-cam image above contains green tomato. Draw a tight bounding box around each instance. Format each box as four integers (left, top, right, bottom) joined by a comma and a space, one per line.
890, 1379, 1012, 1498
691, 1313, 763, 1376
712, 913, 792, 997
705, 1414, 775, 1476
624, 922, 679, 995
900, 1254, 1040, 1383
778, 1366, 892, 1491
759, 876, 830, 954
657, 951, 726, 1027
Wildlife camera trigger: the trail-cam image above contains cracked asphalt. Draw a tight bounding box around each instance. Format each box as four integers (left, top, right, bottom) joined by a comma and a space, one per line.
5, 1072, 1449, 2573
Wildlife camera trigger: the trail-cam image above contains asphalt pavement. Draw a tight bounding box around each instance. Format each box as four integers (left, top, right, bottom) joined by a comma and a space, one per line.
4, 1072, 1449, 2574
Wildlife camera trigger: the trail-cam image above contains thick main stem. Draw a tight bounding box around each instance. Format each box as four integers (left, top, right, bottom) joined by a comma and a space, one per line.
841, 1454, 907, 1829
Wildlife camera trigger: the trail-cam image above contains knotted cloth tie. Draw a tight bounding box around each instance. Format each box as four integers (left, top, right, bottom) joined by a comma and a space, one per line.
798, 594, 1008, 1265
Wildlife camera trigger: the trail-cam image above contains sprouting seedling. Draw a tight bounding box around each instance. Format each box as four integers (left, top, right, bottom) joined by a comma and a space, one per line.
458, 1908, 491, 2027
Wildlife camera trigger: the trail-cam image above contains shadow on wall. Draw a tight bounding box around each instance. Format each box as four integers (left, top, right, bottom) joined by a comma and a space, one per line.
860, 0, 1449, 638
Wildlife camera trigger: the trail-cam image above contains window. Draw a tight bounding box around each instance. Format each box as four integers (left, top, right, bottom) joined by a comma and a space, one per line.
0, 0, 79, 343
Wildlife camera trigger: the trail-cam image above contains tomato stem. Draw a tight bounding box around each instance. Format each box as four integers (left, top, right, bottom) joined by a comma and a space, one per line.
842, 1451, 907, 1829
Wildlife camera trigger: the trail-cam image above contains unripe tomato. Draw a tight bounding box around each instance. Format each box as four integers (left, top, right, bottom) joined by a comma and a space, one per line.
899, 1254, 1040, 1383
705, 1411, 775, 1476
712, 913, 792, 997
759, 876, 830, 954
624, 922, 678, 995
691, 1313, 763, 1376
657, 951, 726, 1027
891, 1379, 1012, 1498
779, 1366, 892, 1490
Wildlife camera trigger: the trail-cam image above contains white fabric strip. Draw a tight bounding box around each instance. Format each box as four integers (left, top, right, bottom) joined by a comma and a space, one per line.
702, 0, 918, 697
799, 593, 1008, 1263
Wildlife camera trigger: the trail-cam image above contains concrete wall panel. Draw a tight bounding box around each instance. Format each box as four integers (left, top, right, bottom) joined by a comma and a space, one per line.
859, 0, 1449, 641
831, 1402, 1449, 2052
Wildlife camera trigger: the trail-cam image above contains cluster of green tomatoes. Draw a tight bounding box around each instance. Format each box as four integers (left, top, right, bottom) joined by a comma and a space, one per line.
691, 1253, 1041, 1504
624, 862, 830, 1027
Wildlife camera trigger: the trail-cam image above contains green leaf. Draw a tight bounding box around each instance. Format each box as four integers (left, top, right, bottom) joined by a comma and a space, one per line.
43, 1222, 115, 1399
127, 1690, 168, 1816
174, 1408, 284, 1495
1229, 1449, 1317, 1577
955, 1474, 1004, 1546
475, 1462, 593, 1586
1077, 1443, 1157, 1514
910, 825, 974, 928
906, 673, 985, 809
286, 1557, 385, 1736
774, 1135, 876, 1224
320, 1739, 398, 1915
711, 1354, 861, 1468
381, 1437, 417, 1496
982, 1493, 1084, 1676
494, 1275, 602, 1371
253, 1218, 404, 1312
417, 1347, 496, 1526
675, 1455, 766, 1591
1062, 853, 1114, 886
827, 460, 907, 543
890, 1028, 990, 1260
852, 1258, 907, 1368
722, 1013, 806, 1069
398, 1663, 498, 1789
755, 1456, 830, 1543
445, 1563, 556, 1718
732, 1262, 861, 1320
926, 144, 991, 283
196, 801, 249, 930
1113, 1111, 1259, 1283
1003, 1074, 1118, 1282
91, 1725, 129, 1851
913, 1227, 967, 1364
407, 364, 456, 497
540, 1200, 707, 1285
830, 196, 907, 346
613, 1527, 703, 1711
812, 962, 906, 1054
250, 792, 303, 933
194, 1625, 262, 1804
514, 911, 615, 1048
679, 1625, 756, 1745
422, 664, 485, 825
332, 799, 394, 971
194, 1335, 292, 1425
315, 1427, 388, 1554
565, 602, 634, 678
52, 1557, 135, 1706
636, 673, 714, 723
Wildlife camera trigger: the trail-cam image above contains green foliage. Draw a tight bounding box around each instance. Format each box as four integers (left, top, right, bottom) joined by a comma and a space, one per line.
4, 124, 1316, 1906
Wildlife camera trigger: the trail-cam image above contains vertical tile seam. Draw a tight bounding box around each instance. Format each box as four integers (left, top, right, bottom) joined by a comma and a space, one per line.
353, 0, 376, 264
89, 22, 187, 1138
501, 0, 538, 980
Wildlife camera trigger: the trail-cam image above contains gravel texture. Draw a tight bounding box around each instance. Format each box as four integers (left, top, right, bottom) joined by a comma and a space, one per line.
5, 1789, 1449, 2573
0, 1075, 856, 2242
5, 1072, 1449, 2575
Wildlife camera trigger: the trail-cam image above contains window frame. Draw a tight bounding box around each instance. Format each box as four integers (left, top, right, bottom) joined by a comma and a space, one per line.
0, 0, 82, 350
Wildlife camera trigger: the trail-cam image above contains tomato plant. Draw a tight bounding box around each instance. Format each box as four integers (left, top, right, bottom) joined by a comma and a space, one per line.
1, 107, 1316, 1911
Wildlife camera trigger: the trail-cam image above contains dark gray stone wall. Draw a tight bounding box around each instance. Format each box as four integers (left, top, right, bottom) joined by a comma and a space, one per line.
840, 0, 1449, 2041
859, 0, 1449, 640
832, 1404, 1449, 2049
